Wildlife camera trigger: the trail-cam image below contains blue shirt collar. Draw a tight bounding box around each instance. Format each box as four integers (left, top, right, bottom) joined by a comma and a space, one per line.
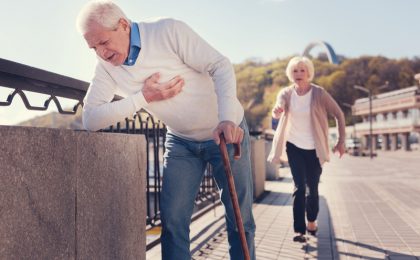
124, 22, 141, 66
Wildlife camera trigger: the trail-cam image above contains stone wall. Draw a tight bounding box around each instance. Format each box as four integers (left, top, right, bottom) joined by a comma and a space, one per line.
250, 138, 266, 199
0, 126, 146, 260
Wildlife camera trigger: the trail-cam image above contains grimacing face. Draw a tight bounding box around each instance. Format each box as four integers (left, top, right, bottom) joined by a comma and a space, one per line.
292, 62, 310, 85
84, 19, 130, 66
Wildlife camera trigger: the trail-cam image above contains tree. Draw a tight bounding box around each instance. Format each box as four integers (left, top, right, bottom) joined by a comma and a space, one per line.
234, 55, 420, 130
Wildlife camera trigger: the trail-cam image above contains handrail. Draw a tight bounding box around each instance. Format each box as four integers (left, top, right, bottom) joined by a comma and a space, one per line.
0, 58, 124, 114
0, 58, 87, 114
0, 58, 88, 100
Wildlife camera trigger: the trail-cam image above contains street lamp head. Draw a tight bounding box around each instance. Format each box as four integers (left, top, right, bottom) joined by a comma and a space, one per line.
342, 102, 352, 108
378, 81, 391, 91
354, 85, 370, 94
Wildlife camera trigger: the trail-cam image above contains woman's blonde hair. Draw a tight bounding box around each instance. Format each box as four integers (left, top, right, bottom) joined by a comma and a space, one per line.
285, 56, 315, 83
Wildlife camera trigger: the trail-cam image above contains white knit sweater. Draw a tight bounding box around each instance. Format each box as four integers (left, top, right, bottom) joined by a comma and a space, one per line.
83, 18, 244, 141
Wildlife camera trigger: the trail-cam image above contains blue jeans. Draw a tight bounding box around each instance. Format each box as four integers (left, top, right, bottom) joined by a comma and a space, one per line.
160, 119, 256, 260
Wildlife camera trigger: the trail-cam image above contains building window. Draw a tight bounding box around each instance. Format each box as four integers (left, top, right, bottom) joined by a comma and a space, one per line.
402, 110, 409, 119
397, 111, 404, 120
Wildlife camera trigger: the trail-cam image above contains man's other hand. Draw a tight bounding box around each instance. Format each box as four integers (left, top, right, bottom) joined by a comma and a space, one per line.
142, 73, 184, 103
213, 121, 244, 146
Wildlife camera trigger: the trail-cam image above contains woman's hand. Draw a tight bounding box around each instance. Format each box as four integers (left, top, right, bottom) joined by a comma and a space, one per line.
333, 141, 346, 158
272, 105, 284, 119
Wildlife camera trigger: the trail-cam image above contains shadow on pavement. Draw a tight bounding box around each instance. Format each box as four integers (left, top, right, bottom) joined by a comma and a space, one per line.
298, 196, 340, 259
335, 238, 420, 260
277, 176, 294, 183
300, 196, 419, 259
254, 191, 293, 206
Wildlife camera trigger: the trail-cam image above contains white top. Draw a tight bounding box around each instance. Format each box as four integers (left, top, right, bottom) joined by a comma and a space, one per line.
83, 18, 244, 141
286, 87, 315, 150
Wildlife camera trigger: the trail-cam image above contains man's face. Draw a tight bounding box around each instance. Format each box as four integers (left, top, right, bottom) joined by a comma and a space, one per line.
84, 19, 130, 66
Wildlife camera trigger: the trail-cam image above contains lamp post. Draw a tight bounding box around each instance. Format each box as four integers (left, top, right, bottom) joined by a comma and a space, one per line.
342, 102, 356, 138
354, 85, 373, 159
354, 82, 390, 159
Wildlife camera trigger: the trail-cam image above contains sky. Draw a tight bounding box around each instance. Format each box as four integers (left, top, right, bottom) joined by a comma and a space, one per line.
1, 0, 419, 125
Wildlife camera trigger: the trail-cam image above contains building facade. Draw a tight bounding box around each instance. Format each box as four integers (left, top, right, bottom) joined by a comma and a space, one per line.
351, 84, 420, 152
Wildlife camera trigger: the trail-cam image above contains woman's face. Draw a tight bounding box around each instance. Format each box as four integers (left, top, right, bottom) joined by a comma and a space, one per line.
292, 62, 310, 86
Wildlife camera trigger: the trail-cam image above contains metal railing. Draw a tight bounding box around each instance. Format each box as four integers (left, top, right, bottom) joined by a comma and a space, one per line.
101, 112, 219, 228
355, 116, 420, 134
0, 58, 219, 232
0, 59, 85, 114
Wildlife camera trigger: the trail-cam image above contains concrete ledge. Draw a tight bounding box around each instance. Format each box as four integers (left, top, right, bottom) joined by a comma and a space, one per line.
0, 126, 146, 260
250, 138, 265, 199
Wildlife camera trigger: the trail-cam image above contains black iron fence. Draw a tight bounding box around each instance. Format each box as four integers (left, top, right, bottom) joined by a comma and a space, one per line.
101, 111, 219, 228
0, 58, 219, 232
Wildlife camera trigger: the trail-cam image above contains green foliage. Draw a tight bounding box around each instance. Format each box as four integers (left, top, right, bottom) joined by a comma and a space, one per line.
235, 56, 420, 130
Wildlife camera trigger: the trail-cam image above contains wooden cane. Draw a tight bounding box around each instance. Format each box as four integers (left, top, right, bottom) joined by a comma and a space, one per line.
219, 134, 250, 260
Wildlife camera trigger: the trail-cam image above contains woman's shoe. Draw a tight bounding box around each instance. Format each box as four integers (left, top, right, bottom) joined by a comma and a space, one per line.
306, 227, 318, 236
293, 234, 307, 243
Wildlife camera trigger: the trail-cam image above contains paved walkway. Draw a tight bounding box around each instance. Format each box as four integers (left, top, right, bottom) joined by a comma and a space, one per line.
148, 151, 420, 259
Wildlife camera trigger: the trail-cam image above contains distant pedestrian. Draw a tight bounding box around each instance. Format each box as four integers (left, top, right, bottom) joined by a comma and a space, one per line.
267, 56, 346, 242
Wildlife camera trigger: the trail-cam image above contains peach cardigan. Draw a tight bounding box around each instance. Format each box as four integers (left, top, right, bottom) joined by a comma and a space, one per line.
267, 84, 346, 166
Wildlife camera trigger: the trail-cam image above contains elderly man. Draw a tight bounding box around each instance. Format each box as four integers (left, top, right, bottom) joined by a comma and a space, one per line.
76, 1, 255, 259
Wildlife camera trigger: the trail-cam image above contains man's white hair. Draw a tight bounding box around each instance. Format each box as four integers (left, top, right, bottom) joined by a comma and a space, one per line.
76, 0, 128, 35
285, 56, 315, 83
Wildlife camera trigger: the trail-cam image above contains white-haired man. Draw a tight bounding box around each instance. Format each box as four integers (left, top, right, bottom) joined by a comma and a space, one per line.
76, 1, 256, 259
